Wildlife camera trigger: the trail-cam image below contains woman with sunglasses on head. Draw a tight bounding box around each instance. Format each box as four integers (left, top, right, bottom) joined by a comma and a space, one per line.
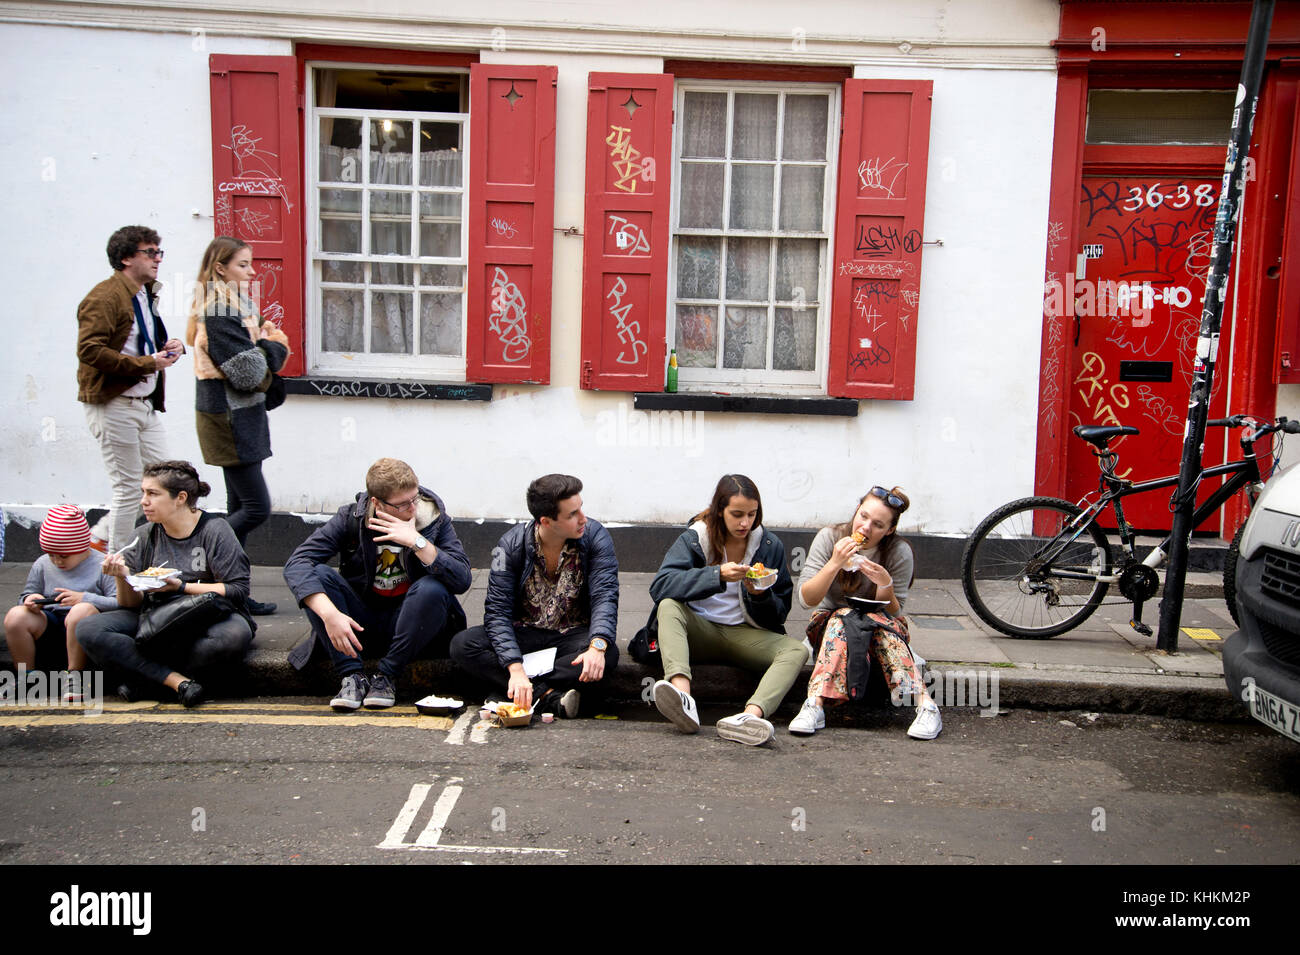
185, 236, 290, 615
789, 485, 940, 740
645, 474, 804, 746
77, 461, 255, 707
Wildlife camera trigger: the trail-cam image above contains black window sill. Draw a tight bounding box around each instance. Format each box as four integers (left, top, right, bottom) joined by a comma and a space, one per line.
633, 392, 857, 417
282, 378, 492, 401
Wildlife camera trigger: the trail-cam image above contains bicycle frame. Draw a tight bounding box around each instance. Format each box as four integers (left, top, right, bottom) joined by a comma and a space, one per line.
1042, 450, 1262, 586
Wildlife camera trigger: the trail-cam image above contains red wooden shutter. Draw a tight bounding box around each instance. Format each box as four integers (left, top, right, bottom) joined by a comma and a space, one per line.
579, 73, 674, 391
209, 55, 305, 376
828, 80, 933, 399
467, 65, 557, 383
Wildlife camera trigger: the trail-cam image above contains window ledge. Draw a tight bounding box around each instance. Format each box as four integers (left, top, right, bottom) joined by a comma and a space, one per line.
633, 392, 857, 417
283, 377, 492, 401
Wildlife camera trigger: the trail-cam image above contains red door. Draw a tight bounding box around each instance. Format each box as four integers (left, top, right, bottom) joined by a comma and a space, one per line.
1064, 175, 1232, 530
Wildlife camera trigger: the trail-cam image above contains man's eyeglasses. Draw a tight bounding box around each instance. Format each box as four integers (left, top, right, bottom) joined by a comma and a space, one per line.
869, 486, 907, 510
378, 493, 419, 512
136, 248, 165, 260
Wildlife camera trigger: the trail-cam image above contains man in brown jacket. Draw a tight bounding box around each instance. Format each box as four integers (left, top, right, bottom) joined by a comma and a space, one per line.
77, 225, 186, 553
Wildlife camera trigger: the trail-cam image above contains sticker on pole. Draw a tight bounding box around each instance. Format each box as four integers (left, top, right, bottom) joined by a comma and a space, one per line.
1196, 334, 1221, 362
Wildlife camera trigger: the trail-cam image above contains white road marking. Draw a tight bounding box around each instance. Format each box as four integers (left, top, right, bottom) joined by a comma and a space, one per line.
377, 777, 566, 856
444, 709, 490, 745
444, 709, 474, 745
378, 782, 433, 848
414, 778, 463, 846
469, 719, 490, 744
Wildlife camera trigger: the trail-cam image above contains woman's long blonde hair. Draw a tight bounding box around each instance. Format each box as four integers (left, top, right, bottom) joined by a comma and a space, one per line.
186, 236, 252, 346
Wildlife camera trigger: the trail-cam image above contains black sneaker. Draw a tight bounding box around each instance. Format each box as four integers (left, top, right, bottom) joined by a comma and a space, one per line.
246, 598, 277, 616
176, 680, 204, 709
330, 674, 369, 711
363, 672, 396, 709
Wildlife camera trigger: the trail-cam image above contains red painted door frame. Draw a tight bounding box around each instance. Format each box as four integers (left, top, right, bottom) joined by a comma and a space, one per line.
1036, 3, 1300, 536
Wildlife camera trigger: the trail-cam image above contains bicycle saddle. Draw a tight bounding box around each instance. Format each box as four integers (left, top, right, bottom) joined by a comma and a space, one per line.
1073, 424, 1139, 449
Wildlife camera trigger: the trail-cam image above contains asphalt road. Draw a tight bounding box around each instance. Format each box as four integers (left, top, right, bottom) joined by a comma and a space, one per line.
2, 699, 1297, 867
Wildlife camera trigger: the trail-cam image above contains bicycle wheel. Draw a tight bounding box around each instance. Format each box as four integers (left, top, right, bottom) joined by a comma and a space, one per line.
1222, 522, 1245, 626
961, 496, 1112, 638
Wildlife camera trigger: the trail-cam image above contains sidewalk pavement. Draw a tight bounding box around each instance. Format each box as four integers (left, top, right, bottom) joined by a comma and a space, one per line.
0, 563, 1246, 722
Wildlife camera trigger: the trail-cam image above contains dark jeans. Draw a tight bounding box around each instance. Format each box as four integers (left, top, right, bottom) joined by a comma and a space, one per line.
302, 565, 459, 680
222, 461, 272, 546
450, 624, 619, 701
77, 608, 253, 690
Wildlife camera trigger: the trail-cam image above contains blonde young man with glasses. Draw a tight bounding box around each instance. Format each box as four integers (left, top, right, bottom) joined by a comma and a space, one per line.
284, 458, 471, 710
76, 226, 186, 554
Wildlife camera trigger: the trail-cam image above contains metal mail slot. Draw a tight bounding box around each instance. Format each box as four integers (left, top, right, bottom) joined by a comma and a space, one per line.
1119, 360, 1174, 382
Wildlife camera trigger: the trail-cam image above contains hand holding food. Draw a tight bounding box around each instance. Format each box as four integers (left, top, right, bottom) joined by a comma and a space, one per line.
720, 561, 749, 583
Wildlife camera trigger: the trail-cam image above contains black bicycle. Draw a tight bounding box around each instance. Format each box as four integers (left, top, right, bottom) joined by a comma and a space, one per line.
961, 415, 1297, 639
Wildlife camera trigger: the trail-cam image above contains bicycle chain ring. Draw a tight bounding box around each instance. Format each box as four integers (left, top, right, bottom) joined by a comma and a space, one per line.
1118, 564, 1160, 602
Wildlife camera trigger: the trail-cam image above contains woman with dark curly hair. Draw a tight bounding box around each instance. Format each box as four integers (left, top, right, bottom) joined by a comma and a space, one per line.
77, 461, 254, 707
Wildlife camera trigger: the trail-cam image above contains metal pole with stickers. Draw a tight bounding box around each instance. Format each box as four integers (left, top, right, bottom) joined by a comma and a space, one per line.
1157, 0, 1275, 652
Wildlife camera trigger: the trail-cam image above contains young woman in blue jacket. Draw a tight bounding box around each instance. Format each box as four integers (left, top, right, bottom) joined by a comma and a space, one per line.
648, 474, 805, 746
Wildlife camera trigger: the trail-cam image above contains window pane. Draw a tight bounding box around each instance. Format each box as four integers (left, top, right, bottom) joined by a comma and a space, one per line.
733, 93, 777, 160
420, 265, 464, 288
782, 95, 829, 161
775, 239, 821, 302
320, 190, 361, 254
372, 262, 414, 286
773, 307, 816, 371
676, 305, 717, 367
321, 288, 364, 352
682, 91, 727, 158
419, 192, 462, 258
322, 259, 363, 283
370, 192, 412, 254
420, 292, 462, 356
1086, 90, 1234, 145
319, 118, 362, 182
677, 237, 722, 299
419, 125, 464, 186
723, 306, 768, 369
371, 291, 413, 354
778, 165, 824, 232
371, 120, 413, 185
680, 163, 724, 228
730, 164, 774, 230
726, 237, 771, 301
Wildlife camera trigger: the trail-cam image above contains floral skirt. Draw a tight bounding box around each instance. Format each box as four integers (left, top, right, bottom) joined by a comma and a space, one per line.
805, 607, 922, 703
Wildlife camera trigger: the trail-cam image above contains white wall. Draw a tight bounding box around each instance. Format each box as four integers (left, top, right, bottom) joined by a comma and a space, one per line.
0, 12, 1058, 536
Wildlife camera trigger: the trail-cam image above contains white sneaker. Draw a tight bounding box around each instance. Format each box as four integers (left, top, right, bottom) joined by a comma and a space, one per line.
558, 688, 580, 719
716, 712, 775, 746
652, 679, 700, 734
788, 699, 825, 736
907, 699, 942, 740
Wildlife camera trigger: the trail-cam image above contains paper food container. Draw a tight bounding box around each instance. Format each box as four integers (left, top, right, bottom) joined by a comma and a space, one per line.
414, 694, 465, 716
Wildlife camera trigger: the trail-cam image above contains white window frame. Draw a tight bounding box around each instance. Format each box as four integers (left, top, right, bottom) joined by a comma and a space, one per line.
305, 62, 471, 380
666, 80, 840, 395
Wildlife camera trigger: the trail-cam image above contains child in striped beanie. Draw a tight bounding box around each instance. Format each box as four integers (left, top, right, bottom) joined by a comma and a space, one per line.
4, 505, 118, 683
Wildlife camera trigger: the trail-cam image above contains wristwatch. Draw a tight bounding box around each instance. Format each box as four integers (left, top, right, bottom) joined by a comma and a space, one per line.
413, 535, 428, 551
588, 637, 609, 653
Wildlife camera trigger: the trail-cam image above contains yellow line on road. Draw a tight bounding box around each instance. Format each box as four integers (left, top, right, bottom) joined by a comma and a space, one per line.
0, 705, 453, 731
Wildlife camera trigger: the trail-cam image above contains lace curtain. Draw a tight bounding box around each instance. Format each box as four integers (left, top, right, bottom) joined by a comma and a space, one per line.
318, 103, 462, 356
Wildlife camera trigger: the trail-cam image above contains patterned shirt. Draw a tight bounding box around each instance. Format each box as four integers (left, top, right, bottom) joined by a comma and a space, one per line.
520, 527, 586, 632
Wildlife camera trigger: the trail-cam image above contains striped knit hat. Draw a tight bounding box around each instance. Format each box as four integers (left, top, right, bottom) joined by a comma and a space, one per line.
39, 504, 92, 554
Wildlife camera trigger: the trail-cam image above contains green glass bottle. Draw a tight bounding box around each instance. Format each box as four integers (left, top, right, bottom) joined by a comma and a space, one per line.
665, 348, 679, 393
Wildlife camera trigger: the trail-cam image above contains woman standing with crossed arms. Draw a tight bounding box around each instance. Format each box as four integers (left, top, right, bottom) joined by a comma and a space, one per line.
186, 237, 290, 615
